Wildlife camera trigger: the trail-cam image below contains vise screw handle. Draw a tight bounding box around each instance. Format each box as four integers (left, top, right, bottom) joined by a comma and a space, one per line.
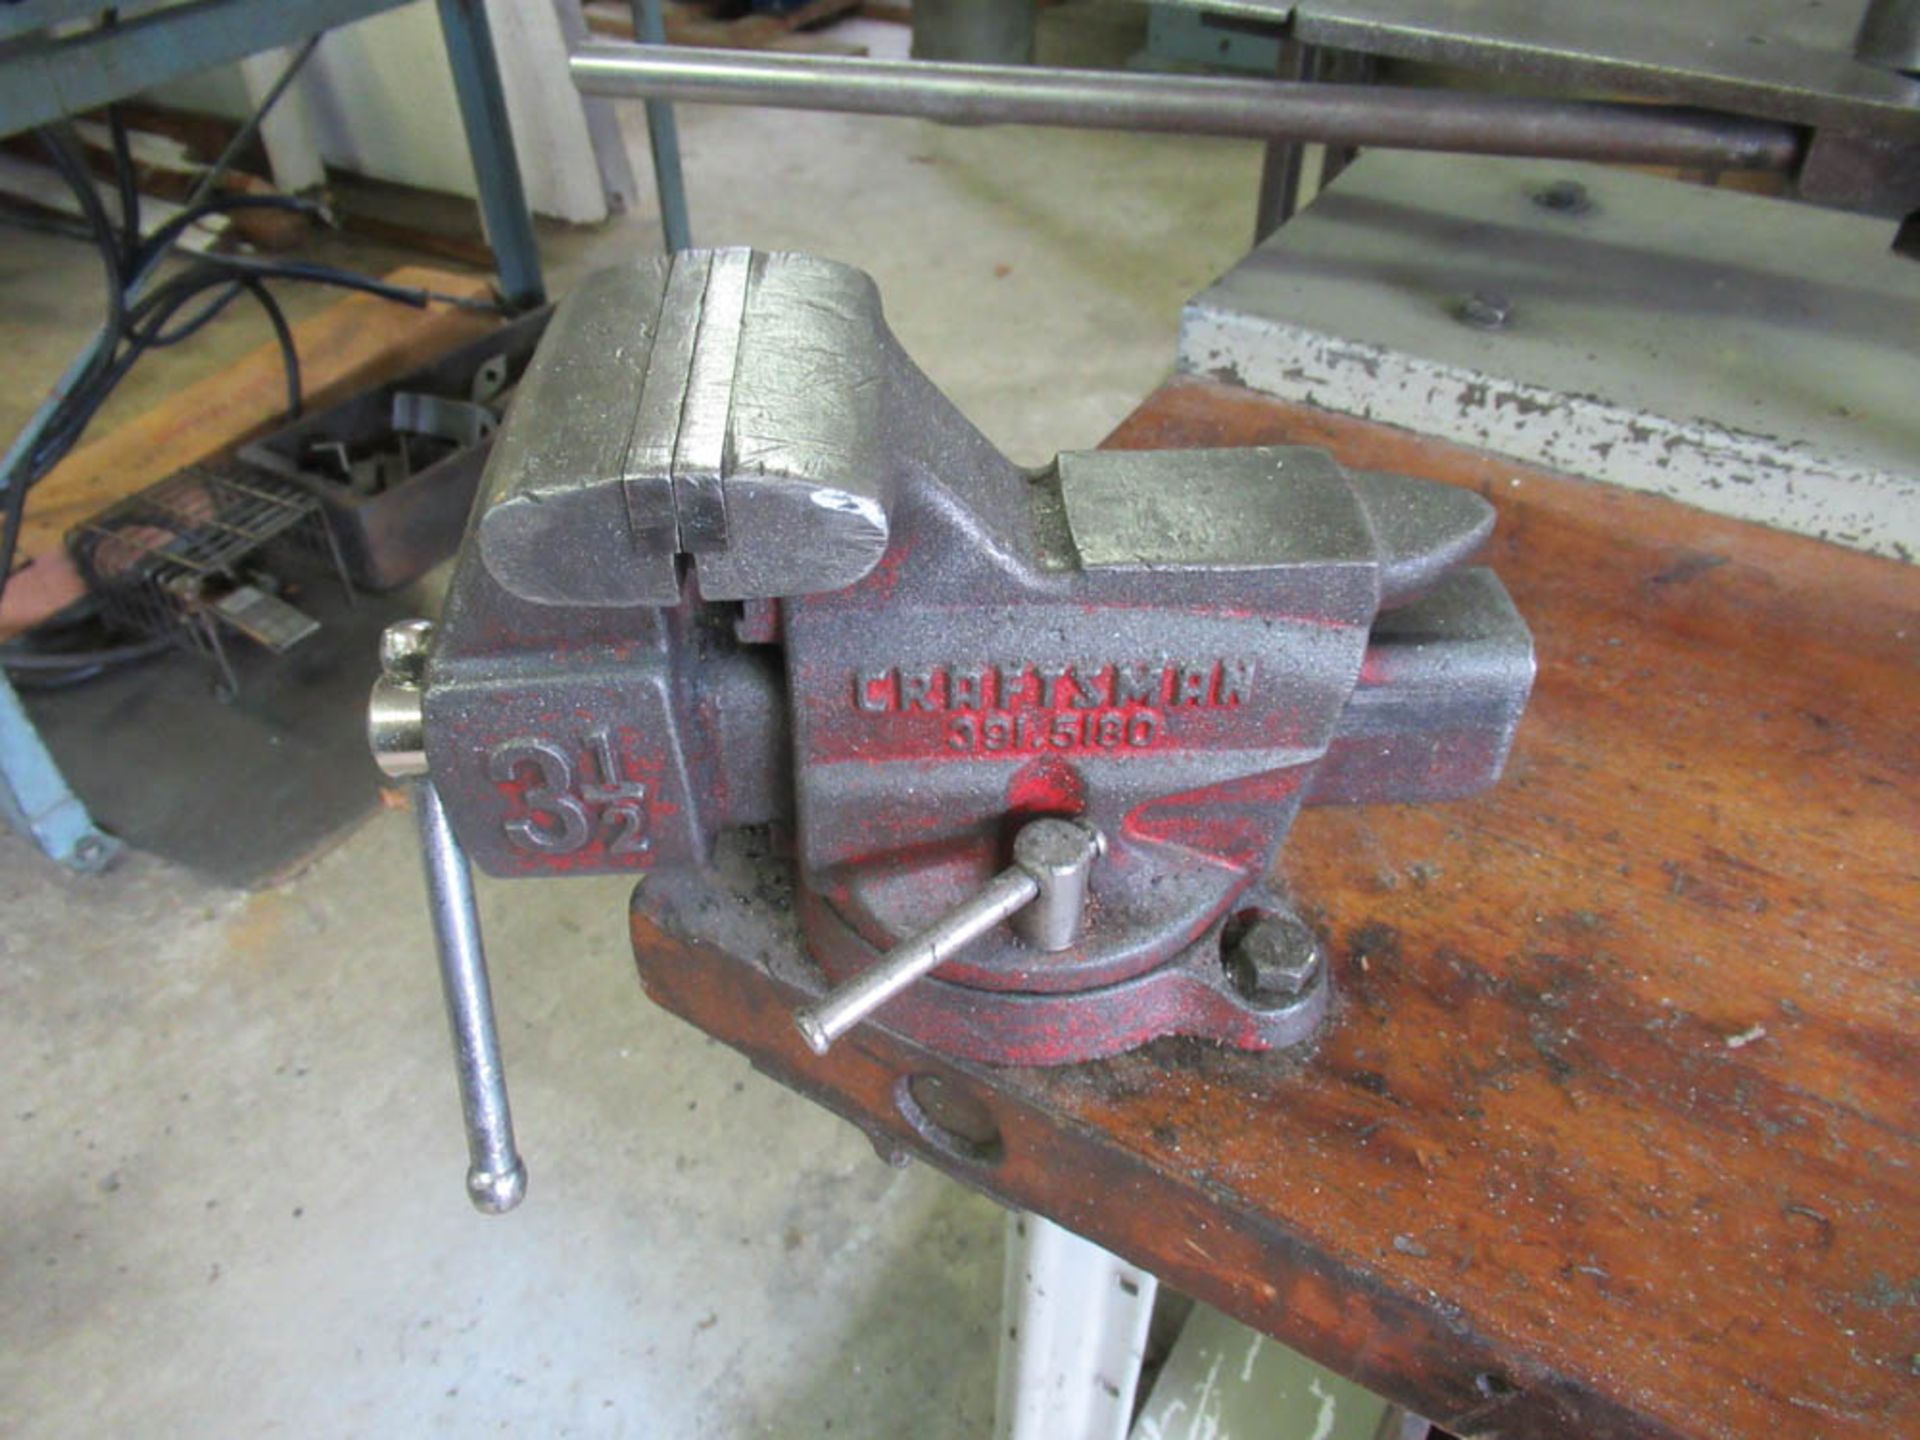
794, 818, 1104, 1055
370, 620, 527, 1215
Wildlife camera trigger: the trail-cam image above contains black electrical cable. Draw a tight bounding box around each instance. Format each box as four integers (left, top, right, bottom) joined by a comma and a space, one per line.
34, 125, 126, 382
1, 636, 171, 671
237, 275, 301, 418
130, 193, 324, 274
1, 97, 508, 638
107, 104, 140, 269
136, 280, 248, 348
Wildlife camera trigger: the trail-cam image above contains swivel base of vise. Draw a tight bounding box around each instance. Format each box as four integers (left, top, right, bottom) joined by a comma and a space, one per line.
633, 833, 1331, 1068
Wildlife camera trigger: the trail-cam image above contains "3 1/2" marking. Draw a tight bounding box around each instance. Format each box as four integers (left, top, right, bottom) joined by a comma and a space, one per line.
487, 730, 649, 856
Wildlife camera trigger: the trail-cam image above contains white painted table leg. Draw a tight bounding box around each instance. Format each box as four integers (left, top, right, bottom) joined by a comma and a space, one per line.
994, 1212, 1160, 1440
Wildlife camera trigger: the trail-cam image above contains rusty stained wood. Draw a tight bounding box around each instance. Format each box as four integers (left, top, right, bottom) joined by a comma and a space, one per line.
631, 375, 1919, 1440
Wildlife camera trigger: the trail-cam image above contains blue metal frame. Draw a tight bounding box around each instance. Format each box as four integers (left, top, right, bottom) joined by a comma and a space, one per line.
0, 673, 119, 871
1, 0, 545, 306
436, 0, 546, 308
0, 0, 546, 867
629, 0, 691, 252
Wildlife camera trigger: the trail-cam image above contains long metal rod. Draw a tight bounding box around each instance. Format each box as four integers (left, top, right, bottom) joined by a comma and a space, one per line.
796, 867, 1040, 1055
414, 779, 527, 1214
571, 43, 1803, 173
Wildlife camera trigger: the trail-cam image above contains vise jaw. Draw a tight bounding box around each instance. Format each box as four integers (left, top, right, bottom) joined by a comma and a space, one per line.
394, 247, 1533, 1078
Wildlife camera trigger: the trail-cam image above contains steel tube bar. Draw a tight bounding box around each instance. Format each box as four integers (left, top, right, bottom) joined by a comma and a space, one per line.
796, 867, 1041, 1055
571, 43, 1804, 173
1252, 39, 1315, 243
414, 779, 527, 1214
628, 0, 692, 252
437, 0, 546, 309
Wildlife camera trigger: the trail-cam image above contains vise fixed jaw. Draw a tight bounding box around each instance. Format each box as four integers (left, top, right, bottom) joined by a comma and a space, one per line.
379, 247, 1534, 1197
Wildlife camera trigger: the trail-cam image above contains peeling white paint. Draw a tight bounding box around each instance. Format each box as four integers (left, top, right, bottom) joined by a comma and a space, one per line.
1180, 307, 1918, 561
1178, 153, 1920, 563
1240, 1332, 1264, 1384
1305, 1376, 1339, 1440
1189, 1352, 1226, 1440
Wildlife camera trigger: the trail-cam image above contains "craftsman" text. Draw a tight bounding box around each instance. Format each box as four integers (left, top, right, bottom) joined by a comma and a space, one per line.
853, 658, 1255, 713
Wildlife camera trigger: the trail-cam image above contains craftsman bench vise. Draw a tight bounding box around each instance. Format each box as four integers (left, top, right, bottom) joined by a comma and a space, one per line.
370, 249, 1533, 1212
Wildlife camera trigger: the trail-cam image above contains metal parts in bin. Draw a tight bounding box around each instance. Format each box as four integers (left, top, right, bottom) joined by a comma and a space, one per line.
241, 307, 553, 592
369, 249, 1533, 1212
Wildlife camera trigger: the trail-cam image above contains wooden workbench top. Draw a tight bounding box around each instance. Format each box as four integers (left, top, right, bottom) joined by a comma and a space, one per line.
1101, 377, 1918, 1436
636, 374, 1918, 1439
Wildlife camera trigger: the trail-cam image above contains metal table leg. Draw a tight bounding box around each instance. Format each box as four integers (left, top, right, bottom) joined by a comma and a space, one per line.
436, 0, 546, 308
629, 0, 692, 251
1252, 39, 1315, 243
0, 673, 118, 872
995, 1212, 1159, 1440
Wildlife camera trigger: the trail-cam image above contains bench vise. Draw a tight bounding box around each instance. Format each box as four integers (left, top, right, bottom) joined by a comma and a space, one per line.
369, 249, 1533, 1212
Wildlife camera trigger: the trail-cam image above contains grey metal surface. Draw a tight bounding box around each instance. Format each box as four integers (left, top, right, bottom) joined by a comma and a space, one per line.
1226, 911, 1322, 1003
390, 391, 498, 450
389, 616, 527, 1216
1168, 0, 1920, 135
1856, 0, 1920, 73
1179, 151, 1920, 560
570, 43, 1802, 172
409, 249, 1534, 1067
209, 584, 321, 653
475, 250, 895, 608
369, 620, 430, 780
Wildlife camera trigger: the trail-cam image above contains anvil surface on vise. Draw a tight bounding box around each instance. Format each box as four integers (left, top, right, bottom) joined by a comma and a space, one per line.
421, 247, 1534, 1066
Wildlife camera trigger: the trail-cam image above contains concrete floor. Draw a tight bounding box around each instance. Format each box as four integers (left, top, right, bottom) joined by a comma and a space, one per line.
0, 12, 1265, 1437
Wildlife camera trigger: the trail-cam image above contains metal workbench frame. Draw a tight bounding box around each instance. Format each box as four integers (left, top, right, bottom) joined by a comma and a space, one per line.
0, 0, 546, 869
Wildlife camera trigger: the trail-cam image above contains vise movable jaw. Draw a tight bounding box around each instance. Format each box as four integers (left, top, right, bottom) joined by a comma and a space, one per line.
371, 248, 1532, 1209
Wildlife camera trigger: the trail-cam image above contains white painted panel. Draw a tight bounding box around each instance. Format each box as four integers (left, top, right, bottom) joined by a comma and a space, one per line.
140, 0, 607, 222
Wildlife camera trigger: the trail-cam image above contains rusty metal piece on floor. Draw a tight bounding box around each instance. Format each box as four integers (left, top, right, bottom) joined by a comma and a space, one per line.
370, 246, 1533, 1155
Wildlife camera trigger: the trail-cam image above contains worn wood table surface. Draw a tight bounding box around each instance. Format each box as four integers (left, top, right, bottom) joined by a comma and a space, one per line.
633, 376, 1918, 1439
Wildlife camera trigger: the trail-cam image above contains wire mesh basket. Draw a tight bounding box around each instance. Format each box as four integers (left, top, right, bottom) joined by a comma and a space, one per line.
67, 463, 353, 696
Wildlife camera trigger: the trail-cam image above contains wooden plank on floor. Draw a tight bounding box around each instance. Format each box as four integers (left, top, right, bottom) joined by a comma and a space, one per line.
2, 265, 500, 638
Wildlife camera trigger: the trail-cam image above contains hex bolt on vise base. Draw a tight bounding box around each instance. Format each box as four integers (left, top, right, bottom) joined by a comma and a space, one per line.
371, 249, 1533, 1192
